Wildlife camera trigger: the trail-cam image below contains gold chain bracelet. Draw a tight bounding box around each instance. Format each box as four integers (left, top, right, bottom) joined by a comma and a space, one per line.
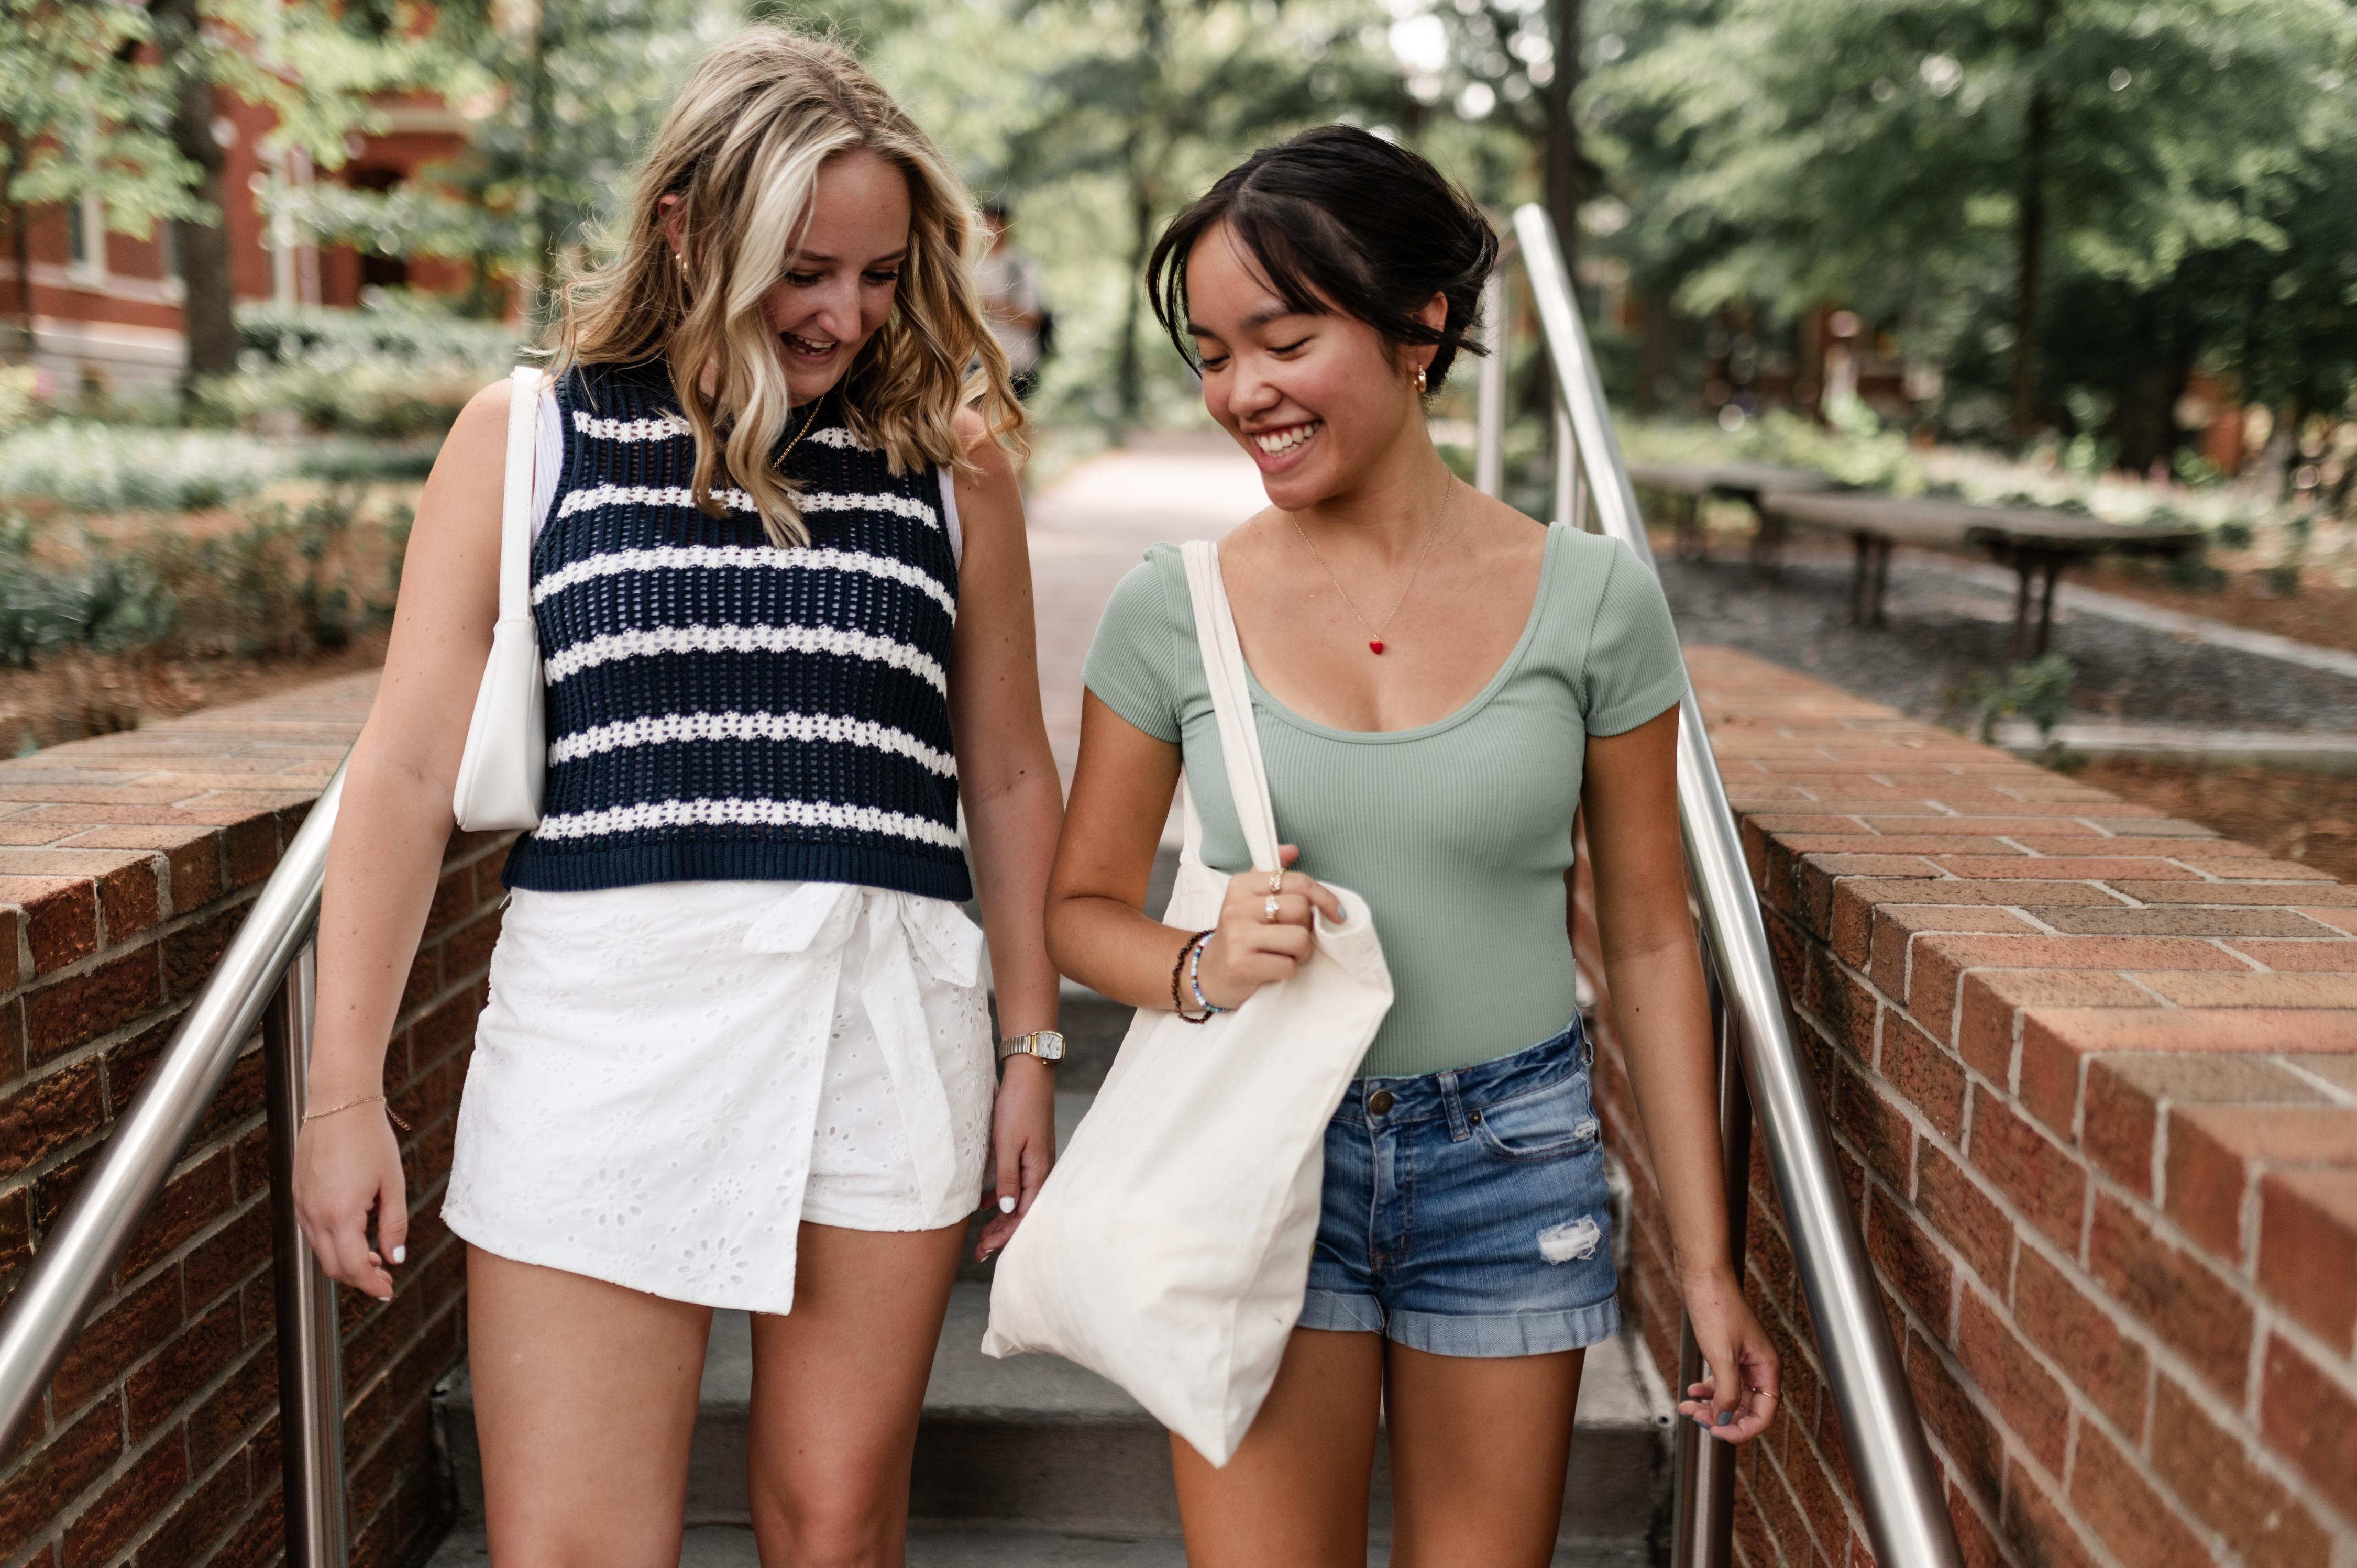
300, 1093, 413, 1132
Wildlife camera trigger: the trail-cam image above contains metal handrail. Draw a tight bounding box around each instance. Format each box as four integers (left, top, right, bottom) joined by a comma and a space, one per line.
0, 759, 352, 1568
1479, 206, 1962, 1568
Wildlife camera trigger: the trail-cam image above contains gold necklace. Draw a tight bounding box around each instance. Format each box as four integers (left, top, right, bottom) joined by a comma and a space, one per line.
1287, 477, 1457, 656
776, 392, 826, 468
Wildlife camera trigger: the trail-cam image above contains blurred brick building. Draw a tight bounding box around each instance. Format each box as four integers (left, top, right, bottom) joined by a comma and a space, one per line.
0, 94, 469, 395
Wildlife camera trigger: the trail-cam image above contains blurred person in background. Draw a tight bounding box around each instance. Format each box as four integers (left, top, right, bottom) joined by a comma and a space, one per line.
976, 200, 1051, 401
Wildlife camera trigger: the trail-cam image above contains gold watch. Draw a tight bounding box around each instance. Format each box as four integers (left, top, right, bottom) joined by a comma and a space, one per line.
996, 1030, 1066, 1065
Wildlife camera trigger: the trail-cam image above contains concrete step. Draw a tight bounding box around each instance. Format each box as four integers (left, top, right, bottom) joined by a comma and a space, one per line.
436, 1275, 1669, 1544
425, 1519, 1657, 1567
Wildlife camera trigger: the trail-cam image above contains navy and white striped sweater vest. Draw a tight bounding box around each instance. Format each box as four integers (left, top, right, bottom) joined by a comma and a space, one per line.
502, 361, 970, 901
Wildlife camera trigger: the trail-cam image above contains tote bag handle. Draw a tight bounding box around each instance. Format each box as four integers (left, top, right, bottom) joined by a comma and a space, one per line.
1181, 540, 1282, 877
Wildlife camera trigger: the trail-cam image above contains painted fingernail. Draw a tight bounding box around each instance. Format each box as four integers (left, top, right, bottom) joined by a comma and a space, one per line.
1717, 1411, 1736, 1427
999, 1195, 1016, 1214
390, 1245, 405, 1265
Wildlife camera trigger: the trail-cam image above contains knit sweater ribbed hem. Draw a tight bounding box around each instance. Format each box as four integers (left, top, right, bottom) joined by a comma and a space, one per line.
502, 836, 973, 900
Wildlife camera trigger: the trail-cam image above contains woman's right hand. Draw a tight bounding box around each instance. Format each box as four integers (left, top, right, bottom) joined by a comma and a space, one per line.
1193, 845, 1344, 1010
293, 1109, 409, 1301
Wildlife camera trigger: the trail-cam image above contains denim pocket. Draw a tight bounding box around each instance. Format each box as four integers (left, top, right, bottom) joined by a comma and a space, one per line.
1469, 1068, 1601, 1161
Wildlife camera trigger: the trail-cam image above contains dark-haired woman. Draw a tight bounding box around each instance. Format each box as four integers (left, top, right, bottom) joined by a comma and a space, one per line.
1045, 125, 1778, 1565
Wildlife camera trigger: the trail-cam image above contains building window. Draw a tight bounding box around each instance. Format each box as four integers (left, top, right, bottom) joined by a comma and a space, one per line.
65, 193, 105, 282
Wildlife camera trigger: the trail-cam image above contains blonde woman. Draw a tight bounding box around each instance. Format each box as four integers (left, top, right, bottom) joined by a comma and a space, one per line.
291, 28, 1063, 1567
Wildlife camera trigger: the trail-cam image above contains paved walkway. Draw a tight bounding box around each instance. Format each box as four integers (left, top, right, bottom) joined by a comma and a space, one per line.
1023, 433, 1265, 786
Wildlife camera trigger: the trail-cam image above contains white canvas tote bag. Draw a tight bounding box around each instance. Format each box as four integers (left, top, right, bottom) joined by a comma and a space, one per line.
982, 539, 1394, 1466
451, 365, 547, 832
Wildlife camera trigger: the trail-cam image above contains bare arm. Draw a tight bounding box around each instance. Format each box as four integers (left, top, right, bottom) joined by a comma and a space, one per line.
1582, 704, 1777, 1441
946, 413, 1065, 1257
1046, 691, 1337, 1015
295, 380, 511, 1299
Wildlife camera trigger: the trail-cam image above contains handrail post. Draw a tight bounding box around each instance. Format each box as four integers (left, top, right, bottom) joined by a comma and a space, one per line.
1507, 204, 1964, 1568
264, 943, 350, 1568
1474, 268, 1509, 499
1552, 391, 1580, 531
1671, 954, 1752, 1568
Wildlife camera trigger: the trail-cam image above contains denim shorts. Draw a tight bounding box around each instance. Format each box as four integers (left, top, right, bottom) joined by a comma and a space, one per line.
1299, 1020, 1620, 1358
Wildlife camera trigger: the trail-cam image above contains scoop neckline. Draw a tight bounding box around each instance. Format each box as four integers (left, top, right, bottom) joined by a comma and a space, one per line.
1226, 520, 1564, 746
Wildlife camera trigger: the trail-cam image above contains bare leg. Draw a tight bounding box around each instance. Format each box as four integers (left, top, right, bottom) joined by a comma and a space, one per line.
1170, 1328, 1384, 1568
1386, 1343, 1587, 1568
745, 1220, 965, 1567
468, 1246, 714, 1568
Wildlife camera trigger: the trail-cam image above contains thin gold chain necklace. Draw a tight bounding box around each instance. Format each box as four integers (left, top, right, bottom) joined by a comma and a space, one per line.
776, 391, 826, 469
1287, 477, 1458, 655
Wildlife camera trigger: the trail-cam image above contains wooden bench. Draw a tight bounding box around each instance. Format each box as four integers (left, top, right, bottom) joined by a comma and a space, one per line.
1758, 489, 2205, 658
1626, 460, 1840, 564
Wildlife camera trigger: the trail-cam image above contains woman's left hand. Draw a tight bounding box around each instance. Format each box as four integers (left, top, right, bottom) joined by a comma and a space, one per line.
1673, 1265, 1780, 1443
976, 1054, 1056, 1260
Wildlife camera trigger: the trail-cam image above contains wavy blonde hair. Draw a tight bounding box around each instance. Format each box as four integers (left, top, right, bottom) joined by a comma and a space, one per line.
556, 25, 1022, 548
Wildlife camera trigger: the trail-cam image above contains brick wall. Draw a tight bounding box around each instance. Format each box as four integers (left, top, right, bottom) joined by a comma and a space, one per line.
0, 673, 502, 1568
1574, 645, 2356, 1568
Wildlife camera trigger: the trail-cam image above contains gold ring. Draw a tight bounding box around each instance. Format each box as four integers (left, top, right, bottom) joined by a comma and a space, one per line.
1747, 1386, 1776, 1398
1266, 869, 1284, 896
1263, 895, 1281, 922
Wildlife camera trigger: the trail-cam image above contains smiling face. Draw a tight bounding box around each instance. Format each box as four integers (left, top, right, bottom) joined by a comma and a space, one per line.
1183, 222, 1439, 512
758, 147, 912, 404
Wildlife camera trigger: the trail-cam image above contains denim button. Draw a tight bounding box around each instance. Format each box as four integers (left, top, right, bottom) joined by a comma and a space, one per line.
1367, 1089, 1396, 1116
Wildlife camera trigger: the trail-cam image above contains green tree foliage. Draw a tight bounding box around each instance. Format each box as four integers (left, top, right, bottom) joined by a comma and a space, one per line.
146, 0, 424, 381
863, 0, 1405, 426
263, 0, 739, 317
0, 0, 191, 357
1590, 0, 2357, 451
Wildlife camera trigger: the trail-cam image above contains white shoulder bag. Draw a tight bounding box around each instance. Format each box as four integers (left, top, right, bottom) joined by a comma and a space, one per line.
451, 366, 548, 832
983, 539, 1394, 1467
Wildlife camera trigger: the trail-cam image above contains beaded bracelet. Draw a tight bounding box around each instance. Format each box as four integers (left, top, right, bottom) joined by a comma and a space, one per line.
1187, 932, 1228, 1020
1174, 929, 1226, 1028
1171, 927, 1217, 1021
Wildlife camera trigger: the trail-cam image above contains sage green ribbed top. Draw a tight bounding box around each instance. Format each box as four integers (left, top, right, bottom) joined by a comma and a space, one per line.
1082, 520, 1689, 1079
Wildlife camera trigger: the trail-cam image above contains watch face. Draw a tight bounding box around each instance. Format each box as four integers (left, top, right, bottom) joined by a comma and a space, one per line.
1037, 1031, 1066, 1062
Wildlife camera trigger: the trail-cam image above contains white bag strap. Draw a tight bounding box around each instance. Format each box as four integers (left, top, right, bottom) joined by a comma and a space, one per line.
1181, 540, 1282, 875
499, 366, 543, 621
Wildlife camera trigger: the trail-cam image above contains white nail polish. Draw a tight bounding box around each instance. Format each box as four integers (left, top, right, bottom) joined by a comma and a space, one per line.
390, 1245, 405, 1265
998, 1195, 1016, 1214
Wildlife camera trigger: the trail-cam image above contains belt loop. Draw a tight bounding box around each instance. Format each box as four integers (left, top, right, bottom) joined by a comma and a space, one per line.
1574, 1013, 1594, 1072
1440, 1070, 1469, 1141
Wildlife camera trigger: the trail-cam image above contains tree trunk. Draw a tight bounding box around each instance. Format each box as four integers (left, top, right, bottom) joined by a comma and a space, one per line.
1116, 157, 1151, 424
1632, 284, 1685, 415
525, 0, 553, 320
152, 0, 237, 390
2008, 1, 2054, 448
1543, 0, 1583, 273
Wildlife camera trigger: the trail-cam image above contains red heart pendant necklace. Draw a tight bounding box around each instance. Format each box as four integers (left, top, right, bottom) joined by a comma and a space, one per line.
1289, 476, 1458, 655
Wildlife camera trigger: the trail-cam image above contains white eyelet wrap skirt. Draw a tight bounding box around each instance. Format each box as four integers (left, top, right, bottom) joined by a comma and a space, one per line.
443, 879, 995, 1315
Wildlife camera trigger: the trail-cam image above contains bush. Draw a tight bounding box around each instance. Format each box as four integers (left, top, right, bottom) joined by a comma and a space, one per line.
1944, 653, 2075, 745
0, 423, 288, 513
0, 485, 402, 666
202, 296, 525, 438
0, 515, 179, 667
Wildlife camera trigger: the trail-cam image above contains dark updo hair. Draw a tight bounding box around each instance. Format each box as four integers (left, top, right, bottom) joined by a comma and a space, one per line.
1146, 125, 1500, 395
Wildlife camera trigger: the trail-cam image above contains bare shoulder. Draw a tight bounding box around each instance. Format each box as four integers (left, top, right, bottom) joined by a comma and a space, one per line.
950, 405, 1019, 487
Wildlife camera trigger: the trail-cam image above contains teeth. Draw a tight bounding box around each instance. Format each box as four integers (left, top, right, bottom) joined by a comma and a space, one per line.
1254, 423, 1317, 455
785, 333, 836, 353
